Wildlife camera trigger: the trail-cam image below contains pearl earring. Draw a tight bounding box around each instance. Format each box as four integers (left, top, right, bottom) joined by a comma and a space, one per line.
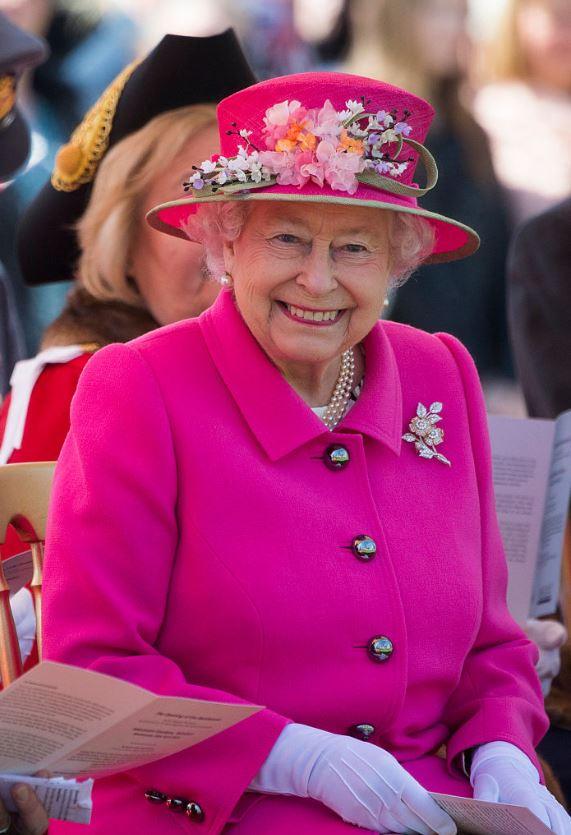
383, 297, 390, 308
220, 273, 233, 287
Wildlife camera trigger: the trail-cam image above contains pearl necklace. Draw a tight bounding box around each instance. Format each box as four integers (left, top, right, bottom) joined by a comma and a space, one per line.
322, 348, 355, 431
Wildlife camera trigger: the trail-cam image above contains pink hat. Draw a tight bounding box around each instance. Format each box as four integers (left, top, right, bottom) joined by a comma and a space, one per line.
147, 72, 479, 263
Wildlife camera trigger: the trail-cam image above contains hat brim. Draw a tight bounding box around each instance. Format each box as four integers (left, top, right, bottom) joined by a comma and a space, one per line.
146, 190, 480, 265
0, 109, 30, 182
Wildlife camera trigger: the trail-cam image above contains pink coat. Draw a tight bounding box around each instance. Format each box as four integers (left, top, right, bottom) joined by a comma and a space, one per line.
43, 289, 547, 834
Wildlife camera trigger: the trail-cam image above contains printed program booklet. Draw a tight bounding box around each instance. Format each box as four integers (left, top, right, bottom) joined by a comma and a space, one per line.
0, 660, 262, 823
488, 410, 571, 624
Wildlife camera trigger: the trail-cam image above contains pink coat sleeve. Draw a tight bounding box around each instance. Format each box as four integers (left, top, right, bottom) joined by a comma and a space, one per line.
436, 333, 548, 777
42, 343, 289, 831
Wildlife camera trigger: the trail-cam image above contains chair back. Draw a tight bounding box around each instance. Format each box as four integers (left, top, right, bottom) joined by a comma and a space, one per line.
0, 462, 56, 685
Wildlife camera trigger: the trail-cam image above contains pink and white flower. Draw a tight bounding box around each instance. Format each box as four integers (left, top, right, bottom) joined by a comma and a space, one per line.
263, 99, 307, 149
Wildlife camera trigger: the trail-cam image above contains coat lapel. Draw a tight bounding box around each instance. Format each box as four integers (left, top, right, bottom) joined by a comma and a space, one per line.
200, 290, 403, 460
341, 321, 403, 456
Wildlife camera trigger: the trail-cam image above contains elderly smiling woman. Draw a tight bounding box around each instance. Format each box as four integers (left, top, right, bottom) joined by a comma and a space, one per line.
42, 73, 571, 835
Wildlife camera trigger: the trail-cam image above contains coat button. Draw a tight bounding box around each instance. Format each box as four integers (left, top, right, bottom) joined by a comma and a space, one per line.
167, 796, 189, 812
145, 789, 167, 804
352, 535, 377, 561
186, 801, 205, 822
368, 635, 394, 662
349, 723, 376, 741
324, 445, 350, 470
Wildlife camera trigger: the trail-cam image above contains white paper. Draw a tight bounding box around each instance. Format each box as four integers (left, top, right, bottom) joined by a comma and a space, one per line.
2, 551, 33, 597
432, 793, 552, 835
0, 774, 92, 825
488, 414, 556, 624
531, 409, 571, 617
0, 661, 262, 779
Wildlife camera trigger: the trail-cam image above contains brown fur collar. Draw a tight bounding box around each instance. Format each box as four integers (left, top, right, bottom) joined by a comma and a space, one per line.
41, 288, 159, 349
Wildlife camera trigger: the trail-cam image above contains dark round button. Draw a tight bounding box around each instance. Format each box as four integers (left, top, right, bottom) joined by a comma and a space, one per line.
324, 445, 350, 470
352, 535, 377, 561
167, 796, 189, 812
145, 789, 167, 805
368, 635, 394, 662
186, 801, 205, 822
349, 723, 376, 741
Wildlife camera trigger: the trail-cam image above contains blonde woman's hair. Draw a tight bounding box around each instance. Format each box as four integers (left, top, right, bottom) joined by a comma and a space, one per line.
346, 0, 432, 101
486, 0, 548, 82
346, 0, 496, 185
77, 103, 217, 305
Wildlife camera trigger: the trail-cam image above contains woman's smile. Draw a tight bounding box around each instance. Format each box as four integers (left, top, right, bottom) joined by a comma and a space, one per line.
276, 300, 346, 327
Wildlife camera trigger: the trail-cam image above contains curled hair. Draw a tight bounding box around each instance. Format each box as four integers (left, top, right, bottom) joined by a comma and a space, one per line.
184, 201, 434, 285
388, 212, 435, 286
77, 104, 217, 305
183, 202, 252, 280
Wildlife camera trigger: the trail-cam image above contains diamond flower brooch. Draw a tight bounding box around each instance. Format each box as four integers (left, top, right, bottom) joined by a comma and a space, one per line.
402, 402, 451, 466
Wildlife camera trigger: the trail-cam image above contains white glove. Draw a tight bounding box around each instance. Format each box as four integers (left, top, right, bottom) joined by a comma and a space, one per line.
251, 723, 457, 834
471, 741, 571, 835
11, 588, 36, 664
525, 618, 567, 697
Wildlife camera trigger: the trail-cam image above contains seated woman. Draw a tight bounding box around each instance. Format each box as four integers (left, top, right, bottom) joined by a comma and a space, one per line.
42, 72, 571, 834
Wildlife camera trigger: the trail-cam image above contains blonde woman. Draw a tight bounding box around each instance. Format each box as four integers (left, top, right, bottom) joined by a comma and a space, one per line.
474, 0, 571, 225
0, 30, 255, 467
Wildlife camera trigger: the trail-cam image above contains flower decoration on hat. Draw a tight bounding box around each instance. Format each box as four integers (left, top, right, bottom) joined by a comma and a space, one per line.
403, 402, 451, 466
183, 96, 437, 200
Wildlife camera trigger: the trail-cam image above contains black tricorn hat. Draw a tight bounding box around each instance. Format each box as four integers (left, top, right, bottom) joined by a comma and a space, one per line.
17, 29, 256, 285
0, 12, 48, 182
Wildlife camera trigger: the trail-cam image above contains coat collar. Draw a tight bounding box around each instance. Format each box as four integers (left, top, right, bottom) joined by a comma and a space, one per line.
200, 290, 402, 461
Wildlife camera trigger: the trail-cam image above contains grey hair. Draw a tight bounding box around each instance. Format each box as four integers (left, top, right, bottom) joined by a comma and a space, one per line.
183, 201, 435, 286
388, 211, 435, 287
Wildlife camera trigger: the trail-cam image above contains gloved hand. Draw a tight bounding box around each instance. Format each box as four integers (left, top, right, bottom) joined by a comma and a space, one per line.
525, 618, 567, 697
471, 741, 571, 835
11, 588, 36, 664
251, 723, 457, 834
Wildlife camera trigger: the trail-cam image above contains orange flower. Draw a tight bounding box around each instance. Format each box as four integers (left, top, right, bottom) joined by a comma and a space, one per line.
297, 131, 317, 152
281, 122, 317, 153
286, 122, 305, 142
338, 129, 364, 155
275, 138, 297, 153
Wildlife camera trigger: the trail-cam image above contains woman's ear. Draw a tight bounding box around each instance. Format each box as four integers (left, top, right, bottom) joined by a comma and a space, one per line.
222, 238, 236, 275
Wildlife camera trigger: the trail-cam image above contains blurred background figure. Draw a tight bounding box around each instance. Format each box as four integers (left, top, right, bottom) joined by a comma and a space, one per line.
0, 0, 137, 352
132, 0, 349, 76
507, 197, 571, 803
508, 197, 571, 420
0, 10, 46, 393
346, 0, 513, 393
0, 12, 51, 832
474, 0, 571, 227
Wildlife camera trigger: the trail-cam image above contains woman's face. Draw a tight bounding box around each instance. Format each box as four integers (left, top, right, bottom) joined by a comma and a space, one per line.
131, 123, 221, 326
517, 0, 571, 91
223, 202, 392, 373
412, 0, 469, 79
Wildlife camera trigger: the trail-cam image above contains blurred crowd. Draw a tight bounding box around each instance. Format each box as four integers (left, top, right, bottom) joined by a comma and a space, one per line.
1, 0, 570, 413
0, 2, 570, 831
